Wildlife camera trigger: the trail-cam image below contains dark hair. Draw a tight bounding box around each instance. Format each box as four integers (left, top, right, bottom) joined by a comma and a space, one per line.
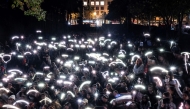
142, 94, 149, 101
183, 91, 190, 98
163, 98, 170, 104
185, 100, 190, 106
114, 90, 118, 93
163, 92, 170, 98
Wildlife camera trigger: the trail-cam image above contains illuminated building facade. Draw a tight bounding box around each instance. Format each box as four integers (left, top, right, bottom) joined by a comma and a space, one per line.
82, 0, 112, 26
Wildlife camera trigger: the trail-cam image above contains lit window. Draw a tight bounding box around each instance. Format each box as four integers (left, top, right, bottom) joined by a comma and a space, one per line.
100, 1, 104, 5
96, 1, 99, 5
91, 1, 94, 5
84, 1, 87, 6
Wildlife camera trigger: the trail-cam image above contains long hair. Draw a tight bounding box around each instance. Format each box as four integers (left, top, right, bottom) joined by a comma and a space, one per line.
136, 58, 143, 68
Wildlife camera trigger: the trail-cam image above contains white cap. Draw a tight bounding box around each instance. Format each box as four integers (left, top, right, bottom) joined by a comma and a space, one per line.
9, 95, 15, 100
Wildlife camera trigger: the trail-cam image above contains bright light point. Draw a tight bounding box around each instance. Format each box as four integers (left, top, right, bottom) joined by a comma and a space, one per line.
156, 95, 162, 99
75, 66, 79, 71
170, 66, 176, 71
78, 99, 82, 103
93, 12, 96, 16
159, 48, 164, 52
150, 66, 168, 73
132, 91, 136, 95
38, 83, 45, 88
56, 59, 61, 63
121, 71, 125, 75
157, 38, 160, 41
129, 74, 134, 79
20, 36, 24, 39
144, 33, 150, 37
33, 50, 37, 54
129, 53, 134, 56
145, 51, 152, 56
134, 84, 145, 90
36, 30, 42, 33
12, 36, 19, 40
108, 33, 111, 37
94, 92, 98, 97
51, 86, 54, 89
92, 70, 96, 74
74, 56, 80, 60
38, 36, 43, 39
108, 45, 111, 49
0, 83, 3, 87
51, 37, 56, 41
185, 26, 190, 28
128, 44, 132, 47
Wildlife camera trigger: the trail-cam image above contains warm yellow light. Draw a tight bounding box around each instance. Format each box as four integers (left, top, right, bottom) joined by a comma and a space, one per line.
93, 12, 96, 16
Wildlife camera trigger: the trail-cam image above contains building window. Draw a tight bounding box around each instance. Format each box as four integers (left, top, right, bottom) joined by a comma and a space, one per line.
101, 7, 104, 10
96, 1, 99, 5
91, 7, 94, 10
91, 1, 94, 5
100, 1, 104, 5
96, 7, 99, 10
84, 1, 87, 6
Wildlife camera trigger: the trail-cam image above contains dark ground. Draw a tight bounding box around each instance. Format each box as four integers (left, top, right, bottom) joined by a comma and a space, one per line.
0, 23, 189, 51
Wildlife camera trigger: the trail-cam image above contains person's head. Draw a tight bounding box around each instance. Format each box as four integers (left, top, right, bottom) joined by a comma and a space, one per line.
80, 89, 87, 96
113, 90, 118, 96
63, 102, 71, 109
121, 82, 127, 87
169, 72, 174, 81
0, 99, 5, 107
147, 85, 154, 93
163, 92, 170, 98
28, 102, 35, 108
86, 93, 91, 99
106, 83, 112, 89
136, 58, 142, 65
158, 53, 166, 62
183, 91, 190, 100
162, 98, 170, 105
8, 95, 15, 104
142, 94, 149, 103
21, 87, 26, 92
42, 105, 48, 109
102, 95, 108, 102
66, 94, 72, 100
93, 84, 97, 89
103, 88, 107, 94
7, 83, 12, 88
82, 99, 88, 105
138, 47, 142, 52
167, 86, 176, 95
185, 100, 190, 109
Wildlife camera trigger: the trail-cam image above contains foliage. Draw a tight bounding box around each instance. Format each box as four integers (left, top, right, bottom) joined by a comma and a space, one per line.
107, 0, 129, 20
11, 0, 46, 21
107, 0, 190, 25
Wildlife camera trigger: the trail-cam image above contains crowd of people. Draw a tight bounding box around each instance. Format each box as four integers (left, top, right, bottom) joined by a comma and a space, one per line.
0, 32, 189, 109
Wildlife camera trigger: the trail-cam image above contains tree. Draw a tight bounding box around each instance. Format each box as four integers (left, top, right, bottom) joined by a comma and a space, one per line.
107, 0, 131, 25
11, 0, 46, 21
83, 0, 94, 20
